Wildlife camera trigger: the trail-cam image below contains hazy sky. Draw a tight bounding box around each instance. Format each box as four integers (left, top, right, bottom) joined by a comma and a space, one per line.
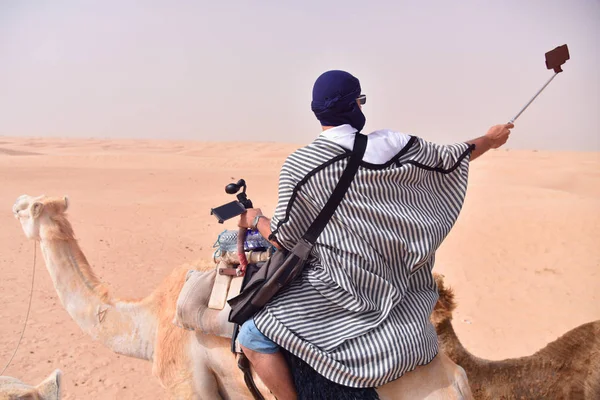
1, 1, 599, 150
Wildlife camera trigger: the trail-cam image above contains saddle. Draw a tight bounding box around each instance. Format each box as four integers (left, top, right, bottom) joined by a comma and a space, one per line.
209, 250, 270, 309
173, 230, 273, 400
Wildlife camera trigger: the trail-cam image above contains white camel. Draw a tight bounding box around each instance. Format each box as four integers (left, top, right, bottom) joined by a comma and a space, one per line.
12, 194, 472, 399
0, 369, 61, 400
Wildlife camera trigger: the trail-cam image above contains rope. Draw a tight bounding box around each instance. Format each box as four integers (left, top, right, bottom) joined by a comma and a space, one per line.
1, 242, 37, 376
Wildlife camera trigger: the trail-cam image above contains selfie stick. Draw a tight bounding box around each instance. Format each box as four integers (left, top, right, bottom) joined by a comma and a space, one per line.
509, 73, 558, 124
509, 44, 570, 124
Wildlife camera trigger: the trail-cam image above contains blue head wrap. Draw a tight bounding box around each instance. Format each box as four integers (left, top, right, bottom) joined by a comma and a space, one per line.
311, 70, 366, 132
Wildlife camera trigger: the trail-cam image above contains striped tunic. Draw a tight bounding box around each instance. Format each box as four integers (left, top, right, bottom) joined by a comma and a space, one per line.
253, 132, 473, 388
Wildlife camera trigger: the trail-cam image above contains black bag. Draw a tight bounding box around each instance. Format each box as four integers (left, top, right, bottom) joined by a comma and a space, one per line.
228, 133, 367, 325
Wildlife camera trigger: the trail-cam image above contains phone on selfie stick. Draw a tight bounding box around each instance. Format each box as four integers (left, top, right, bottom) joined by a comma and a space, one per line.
210, 179, 253, 223
509, 44, 570, 124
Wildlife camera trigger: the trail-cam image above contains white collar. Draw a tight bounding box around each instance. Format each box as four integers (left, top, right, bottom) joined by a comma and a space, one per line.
316, 124, 412, 164
319, 124, 358, 141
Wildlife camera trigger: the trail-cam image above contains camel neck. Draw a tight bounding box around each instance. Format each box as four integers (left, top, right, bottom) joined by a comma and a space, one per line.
437, 319, 475, 368
40, 237, 110, 307
40, 237, 110, 304
39, 236, 156, 360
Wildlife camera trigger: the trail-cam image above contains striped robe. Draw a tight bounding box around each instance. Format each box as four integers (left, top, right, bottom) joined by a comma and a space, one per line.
253, 134, 473, 388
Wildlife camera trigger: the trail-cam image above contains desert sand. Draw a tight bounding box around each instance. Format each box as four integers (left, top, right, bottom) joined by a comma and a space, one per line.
0, 136, 598, 399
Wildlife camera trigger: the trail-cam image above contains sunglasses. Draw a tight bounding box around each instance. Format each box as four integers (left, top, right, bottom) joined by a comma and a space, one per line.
357, 94, 367, 105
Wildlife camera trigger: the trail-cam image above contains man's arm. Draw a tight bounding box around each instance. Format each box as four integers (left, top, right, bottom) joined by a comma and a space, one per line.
466, 135, 493, 161
467, 123, 514, 161
238, 209, 282, 250
255, 215, 282, 250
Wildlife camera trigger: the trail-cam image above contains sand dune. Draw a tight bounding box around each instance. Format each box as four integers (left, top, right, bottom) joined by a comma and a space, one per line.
0, 148, 42, 156
0, 136, 598, 399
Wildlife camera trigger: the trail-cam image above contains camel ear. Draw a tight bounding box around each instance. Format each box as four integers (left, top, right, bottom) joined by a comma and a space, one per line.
31, 202, 44, 218
36, 369, 61, 400
15, 392, 37, 400
63, 196, 69, 212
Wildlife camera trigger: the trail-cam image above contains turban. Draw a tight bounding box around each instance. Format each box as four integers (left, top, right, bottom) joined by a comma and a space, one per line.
311, 70, 366, 132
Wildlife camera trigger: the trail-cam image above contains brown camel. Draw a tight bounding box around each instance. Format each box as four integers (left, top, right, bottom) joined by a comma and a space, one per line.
13, 194, 473, 399
431, 273, 600, 400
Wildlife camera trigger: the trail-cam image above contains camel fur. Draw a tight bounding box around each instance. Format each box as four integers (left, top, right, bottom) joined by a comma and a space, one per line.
0, 369, 61, 400
431, 273, 600, 400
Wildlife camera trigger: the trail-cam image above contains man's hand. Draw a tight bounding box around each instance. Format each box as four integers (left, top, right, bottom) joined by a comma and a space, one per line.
238, 208, 263, 229
485, 123, 514, 149
468, 123, 515, 160
238, 208, 281, 250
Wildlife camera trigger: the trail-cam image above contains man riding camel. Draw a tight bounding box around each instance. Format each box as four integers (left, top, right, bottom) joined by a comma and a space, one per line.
236, 70, 513, 400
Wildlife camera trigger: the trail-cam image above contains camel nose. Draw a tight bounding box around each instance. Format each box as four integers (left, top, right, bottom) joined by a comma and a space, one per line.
12, 203, 26, 218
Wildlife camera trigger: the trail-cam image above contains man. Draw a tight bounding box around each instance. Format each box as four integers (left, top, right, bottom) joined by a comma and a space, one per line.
237, 70, 513, 400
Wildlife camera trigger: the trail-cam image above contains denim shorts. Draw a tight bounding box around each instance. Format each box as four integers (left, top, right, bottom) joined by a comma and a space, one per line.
237, 318, 279, 354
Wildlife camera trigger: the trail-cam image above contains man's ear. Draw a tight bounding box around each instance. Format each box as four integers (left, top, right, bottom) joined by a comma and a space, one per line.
31, 202, 44, 218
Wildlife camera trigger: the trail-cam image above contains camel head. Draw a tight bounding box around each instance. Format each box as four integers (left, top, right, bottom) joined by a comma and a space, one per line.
431, 273, 457, 328
0, 369, 62, 400
13, 195, 71, 241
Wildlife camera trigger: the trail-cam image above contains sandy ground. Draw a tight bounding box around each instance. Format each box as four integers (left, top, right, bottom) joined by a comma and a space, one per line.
0, 136, 598, 399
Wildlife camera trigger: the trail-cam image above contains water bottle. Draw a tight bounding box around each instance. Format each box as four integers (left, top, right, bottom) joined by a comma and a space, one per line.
244, 229, 271, 251
214, 229, 272, 252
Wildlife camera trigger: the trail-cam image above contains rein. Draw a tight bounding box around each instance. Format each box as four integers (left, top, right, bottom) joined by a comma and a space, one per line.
1, 242, 37, 376
237, 227, 249, 274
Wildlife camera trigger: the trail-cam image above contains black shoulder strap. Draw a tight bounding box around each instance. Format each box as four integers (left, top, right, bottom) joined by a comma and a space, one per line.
302, 133, 367, 244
